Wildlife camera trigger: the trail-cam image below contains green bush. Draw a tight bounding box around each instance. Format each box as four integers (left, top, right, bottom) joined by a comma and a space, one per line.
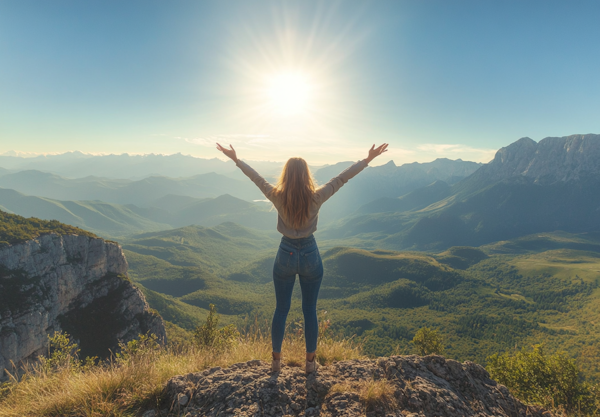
0, 210, 96, 245
38, 331, 96, 373
487, 344, 599, 413
412, 327, 444, 355
116, 333, 161, 364
38, 331, 81, 372
194, 304, 240, 349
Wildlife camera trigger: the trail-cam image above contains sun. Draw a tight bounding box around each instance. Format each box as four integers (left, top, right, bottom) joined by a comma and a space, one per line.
266, 72, 312, 116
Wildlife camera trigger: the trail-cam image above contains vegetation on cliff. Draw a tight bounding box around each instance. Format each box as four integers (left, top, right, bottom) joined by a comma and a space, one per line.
0, 312, 361, 417
0, 210, 96, 246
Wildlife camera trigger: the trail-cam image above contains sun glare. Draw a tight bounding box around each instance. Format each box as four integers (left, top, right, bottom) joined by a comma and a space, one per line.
266, 72, 312, 116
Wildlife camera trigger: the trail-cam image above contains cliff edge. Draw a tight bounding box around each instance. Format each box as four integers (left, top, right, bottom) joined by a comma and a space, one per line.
0, 233, 166, 379
159, 355, 550, 417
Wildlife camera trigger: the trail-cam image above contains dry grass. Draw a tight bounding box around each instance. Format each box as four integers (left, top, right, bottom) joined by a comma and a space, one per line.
359, 379, 398, 412
0, 331, 362, 417
328, 378, 398, 412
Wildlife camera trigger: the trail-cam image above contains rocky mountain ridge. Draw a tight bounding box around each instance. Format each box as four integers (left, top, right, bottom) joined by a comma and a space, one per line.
466, 133, 600, 185
0, 233, 166, 379
157, 355, 550, 417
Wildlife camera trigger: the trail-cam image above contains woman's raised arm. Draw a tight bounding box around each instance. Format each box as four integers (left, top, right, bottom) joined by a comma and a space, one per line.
316, 143, 389, 204
216, 142, 274, 199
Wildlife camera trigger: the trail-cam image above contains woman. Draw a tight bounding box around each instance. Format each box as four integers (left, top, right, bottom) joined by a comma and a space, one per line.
216, 142, 388, 374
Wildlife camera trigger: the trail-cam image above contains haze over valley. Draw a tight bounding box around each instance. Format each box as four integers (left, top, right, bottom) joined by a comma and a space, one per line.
2, 133, 600, 381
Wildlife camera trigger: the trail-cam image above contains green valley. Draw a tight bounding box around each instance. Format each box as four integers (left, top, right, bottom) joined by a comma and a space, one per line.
119, 221, 600, 381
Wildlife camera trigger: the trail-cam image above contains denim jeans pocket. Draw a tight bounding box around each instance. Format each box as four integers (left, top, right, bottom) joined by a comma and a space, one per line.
300, 247, 322, 276
275, 246, 295, 273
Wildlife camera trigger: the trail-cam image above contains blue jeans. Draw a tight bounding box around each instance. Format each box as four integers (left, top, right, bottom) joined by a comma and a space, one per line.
272, 234, 323, 353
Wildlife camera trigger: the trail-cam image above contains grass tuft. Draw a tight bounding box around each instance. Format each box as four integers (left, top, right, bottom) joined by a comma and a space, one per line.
328, 378, 398, 412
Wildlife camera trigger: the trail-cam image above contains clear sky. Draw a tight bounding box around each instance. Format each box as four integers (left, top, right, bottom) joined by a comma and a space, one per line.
1, 0, 599, 165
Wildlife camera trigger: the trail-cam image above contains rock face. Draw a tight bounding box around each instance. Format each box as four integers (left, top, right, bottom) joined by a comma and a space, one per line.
471, 134, 600, 184
0, 233, 166, 379
160, 356, 550, 417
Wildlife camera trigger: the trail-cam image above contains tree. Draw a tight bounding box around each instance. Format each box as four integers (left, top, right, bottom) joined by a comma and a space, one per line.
412, 327, 444, 355
194, 304, 240, 349
487, 344, 598, 412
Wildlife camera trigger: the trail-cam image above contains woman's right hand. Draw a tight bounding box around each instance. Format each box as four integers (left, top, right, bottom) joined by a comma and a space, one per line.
366, 143, 388, 163
216, 143, 238, 163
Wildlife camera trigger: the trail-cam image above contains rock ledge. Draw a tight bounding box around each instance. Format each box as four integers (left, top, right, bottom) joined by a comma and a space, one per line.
159, 355, 551, 417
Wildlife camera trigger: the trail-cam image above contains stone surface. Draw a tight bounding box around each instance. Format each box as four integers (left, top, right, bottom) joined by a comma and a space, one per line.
156, 355, 551, 417
472, 134, 600, 184
0, 233, 166, 379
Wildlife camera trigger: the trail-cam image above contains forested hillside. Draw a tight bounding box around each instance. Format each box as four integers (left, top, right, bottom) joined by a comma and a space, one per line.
118, 222, 600, 381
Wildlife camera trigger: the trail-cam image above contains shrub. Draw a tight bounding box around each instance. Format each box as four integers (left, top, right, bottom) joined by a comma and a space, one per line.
116, 333, 161, 364
194, 304, 240, 349
38, 331, 83, 372
412, 327, 445, 355
0, 210, 96, 245
487, 344, 599, 413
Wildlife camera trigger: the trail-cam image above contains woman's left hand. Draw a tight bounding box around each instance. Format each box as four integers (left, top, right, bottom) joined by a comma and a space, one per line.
366, 143, 388, 163
216, 143, 238, 162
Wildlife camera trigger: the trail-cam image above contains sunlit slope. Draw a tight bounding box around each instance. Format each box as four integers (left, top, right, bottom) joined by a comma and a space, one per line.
321, 247, 462, 290
1, 180, 276, 235
122, 223, 278, 272
0, 188, 171, 237
480, 231, 600, 254
123, 223, 279, 315
137, 284, 211, 331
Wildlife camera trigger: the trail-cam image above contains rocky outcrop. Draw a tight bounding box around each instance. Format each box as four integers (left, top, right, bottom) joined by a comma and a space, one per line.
158, 356, 550, 417
0, 233, 165, 379
471, 134, 600, 184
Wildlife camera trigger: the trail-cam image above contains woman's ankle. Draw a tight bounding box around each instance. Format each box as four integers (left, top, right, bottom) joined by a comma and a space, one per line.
272, 352, 282, 360
306, 352, 316, 362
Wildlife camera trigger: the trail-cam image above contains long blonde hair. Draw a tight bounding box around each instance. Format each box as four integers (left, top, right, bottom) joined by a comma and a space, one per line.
270, 157, 316, 229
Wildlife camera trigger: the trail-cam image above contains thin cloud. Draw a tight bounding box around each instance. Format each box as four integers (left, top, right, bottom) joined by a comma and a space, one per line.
416, 143, 496, 162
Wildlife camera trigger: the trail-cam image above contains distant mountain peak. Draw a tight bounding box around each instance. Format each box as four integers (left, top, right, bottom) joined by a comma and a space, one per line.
474, 133, 600, 184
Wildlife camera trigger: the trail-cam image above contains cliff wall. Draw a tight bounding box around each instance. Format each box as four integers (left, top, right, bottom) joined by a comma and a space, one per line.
0, 233, 165, 379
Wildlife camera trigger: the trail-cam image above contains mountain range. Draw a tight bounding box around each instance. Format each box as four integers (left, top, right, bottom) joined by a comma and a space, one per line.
0, 170, 264, 204
0, 188, 276, 238
322, 134, 600, 250
0, 156, 481, 236
3, 134, 599, 249
0, 152, 285, 179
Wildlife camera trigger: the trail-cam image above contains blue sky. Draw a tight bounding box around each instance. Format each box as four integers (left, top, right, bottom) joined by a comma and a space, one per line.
1, 0, 599, 165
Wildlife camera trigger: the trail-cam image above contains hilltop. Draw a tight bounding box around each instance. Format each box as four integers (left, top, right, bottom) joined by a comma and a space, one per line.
160, 355, 549, 417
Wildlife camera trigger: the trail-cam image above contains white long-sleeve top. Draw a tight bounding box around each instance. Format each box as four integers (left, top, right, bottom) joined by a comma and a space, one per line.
236, 159, 369, 238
